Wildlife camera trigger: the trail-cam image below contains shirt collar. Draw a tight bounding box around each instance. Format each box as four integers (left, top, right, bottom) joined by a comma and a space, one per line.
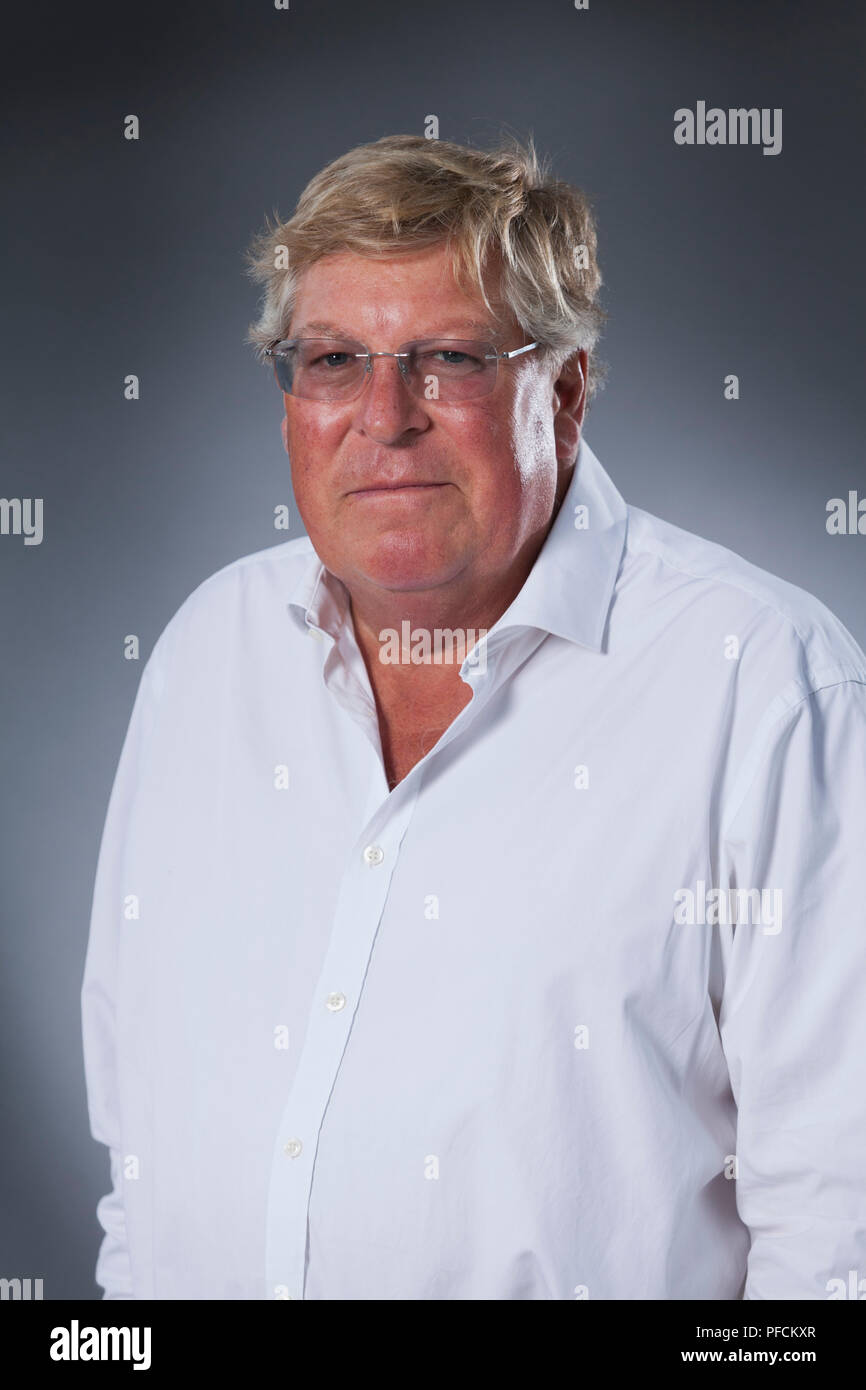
287, 541, 350, 640
488, 436, 628, 652
287, 436, 628, 654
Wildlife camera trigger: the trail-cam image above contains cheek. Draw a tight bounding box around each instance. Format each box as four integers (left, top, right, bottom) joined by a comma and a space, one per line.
454, 387, 554, 485
284, 405, 329, 459
283, 407, 340, 503
462, 398, 555, 502
509, 386, 557, 480
446, 401, 516, 479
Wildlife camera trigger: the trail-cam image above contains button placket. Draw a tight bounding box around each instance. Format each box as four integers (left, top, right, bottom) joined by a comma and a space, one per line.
265, 777, 423, 1303
266, 855, 392, 1296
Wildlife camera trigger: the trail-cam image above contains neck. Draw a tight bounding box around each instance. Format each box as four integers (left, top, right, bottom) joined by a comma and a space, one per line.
348, 562, 525, 686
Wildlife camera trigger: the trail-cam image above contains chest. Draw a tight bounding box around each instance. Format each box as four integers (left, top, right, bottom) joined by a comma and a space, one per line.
376, 684, 474, 788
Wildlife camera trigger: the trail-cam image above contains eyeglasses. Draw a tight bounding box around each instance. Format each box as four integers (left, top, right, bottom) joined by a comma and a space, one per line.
263, 336, 541, 403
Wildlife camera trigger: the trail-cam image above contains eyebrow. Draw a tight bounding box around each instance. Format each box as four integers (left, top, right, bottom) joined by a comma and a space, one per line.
293, 318, 506, 342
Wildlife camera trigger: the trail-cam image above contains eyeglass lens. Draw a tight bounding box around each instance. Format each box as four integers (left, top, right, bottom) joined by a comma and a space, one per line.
272, 338, 498, 401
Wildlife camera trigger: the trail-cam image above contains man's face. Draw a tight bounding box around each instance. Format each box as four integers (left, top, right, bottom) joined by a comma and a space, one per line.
280, 241, 586, 602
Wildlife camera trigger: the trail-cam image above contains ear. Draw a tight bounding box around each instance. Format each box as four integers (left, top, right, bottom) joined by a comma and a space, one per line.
552, 350, 587, 467
280, 406, 289, 454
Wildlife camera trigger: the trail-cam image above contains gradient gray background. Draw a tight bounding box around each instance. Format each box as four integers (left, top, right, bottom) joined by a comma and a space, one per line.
2, 0, 864, 1298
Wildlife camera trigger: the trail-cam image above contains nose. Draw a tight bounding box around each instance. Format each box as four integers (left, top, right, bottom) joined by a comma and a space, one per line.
350, 354, 430, 444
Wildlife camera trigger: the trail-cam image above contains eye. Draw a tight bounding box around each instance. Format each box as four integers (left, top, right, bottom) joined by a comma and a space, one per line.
297, 340, 364, 373
313, 351, 353, 368
421, 346, 486, 372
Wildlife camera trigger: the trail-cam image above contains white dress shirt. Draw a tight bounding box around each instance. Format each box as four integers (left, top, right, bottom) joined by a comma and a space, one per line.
81, 438, 866, 1300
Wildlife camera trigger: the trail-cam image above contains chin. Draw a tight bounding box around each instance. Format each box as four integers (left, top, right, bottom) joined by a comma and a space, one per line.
358, 559, 462, 593
357, 561, 455, 593
350, 532, 462, 590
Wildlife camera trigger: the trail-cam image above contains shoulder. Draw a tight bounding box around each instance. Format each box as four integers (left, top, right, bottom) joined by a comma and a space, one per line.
145, 536, 318, 689
622, 503, 866, 703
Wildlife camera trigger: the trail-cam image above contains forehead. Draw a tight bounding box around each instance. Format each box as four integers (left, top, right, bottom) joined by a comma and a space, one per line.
289, 243, 512, 341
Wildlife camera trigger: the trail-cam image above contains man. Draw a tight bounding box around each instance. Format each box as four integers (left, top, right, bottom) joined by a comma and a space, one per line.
81, 133, 866, 1300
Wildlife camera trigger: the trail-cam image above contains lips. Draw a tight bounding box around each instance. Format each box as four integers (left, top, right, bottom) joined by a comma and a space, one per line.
349, 482, 448, 494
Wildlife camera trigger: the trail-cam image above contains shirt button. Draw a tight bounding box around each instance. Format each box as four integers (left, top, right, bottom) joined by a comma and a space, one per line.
283, 1138, 303, 1158
363, 844, 384, 866
326, 991, 347, 1011
307, 626, 323, 641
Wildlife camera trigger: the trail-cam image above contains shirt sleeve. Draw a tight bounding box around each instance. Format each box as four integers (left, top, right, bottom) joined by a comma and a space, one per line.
93, 1147, 135, 1299
717, 675, 866, 1300
80, 649, 164, 1300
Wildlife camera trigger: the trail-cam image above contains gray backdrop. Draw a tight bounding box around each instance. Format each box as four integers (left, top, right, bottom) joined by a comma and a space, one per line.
2, 0, 863, 1297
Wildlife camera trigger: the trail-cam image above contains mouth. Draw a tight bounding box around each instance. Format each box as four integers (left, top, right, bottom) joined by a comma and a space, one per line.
348, 482, 451, 498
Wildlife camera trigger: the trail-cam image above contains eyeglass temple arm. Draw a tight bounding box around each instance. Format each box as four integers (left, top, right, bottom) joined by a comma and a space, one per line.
497, 342, 540, 360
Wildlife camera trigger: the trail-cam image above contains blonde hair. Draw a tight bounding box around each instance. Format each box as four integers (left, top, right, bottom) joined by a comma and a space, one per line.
245, 132, 608, 405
